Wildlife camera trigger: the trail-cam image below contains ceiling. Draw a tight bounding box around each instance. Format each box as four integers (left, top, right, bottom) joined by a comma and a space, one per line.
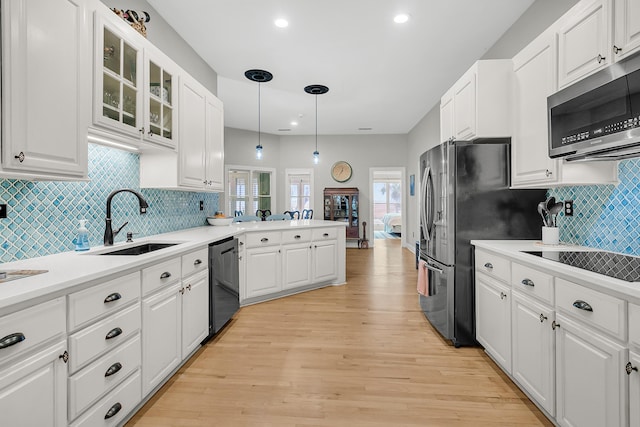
147, 0, 535, 136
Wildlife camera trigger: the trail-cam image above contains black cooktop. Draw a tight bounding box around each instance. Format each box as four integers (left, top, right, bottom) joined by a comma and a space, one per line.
524, 251, 640, 282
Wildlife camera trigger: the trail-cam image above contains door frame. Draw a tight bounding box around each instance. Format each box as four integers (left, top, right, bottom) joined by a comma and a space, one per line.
369, 167, 406, 248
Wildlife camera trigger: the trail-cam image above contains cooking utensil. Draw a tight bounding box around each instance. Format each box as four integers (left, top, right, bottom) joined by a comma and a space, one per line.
545, 197, 556, 214
548, 201, 563, 227
537, 201, 549, 227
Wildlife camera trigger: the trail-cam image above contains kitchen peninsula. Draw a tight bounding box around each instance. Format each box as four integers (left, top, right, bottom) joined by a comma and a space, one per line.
0, 220, 345, 426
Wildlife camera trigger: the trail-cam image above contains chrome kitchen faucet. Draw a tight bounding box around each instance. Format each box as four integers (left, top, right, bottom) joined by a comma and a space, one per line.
103, 189, 149, 246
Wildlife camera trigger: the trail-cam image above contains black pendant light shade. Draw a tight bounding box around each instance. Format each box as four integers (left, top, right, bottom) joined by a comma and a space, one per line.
245, 69, 273, 159
305, 85, 329, 164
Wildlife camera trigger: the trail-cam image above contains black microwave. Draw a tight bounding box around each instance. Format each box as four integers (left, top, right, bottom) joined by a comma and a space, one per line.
547, 52, 640, 161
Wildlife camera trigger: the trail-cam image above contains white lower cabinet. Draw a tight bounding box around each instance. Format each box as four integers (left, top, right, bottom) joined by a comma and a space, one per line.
312, 240, 338, 283
246, 245, 282, 298
0, 339, 68, 427
555, 313, 627, 427
181, 270, 209, 358
475, 273, 512, 372
629, 350, 640, 426
282, 243, 312, 290
512, 291, 555, 416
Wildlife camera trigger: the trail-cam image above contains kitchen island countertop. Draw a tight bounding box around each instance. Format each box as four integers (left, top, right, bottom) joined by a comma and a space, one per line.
0, 220, 346, 313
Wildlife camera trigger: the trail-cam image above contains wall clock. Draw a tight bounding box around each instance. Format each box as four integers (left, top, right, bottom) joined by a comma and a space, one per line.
331, 161, 352, 182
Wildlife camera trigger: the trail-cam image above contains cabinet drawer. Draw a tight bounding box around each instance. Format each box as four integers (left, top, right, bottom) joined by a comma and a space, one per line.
142, 258, 181, 296
70, 370, 141, 427
555, 278, 626, 341
282, 229, 311, 244
68, 304, 141, 373
629, 303, 640, 349
475, 249, 510, 283
69, 334, 141, 420
182, 247, 208, 277
312, 228, 337, 241
68, 272, 140, 331
0, 298, 65, 365
246, 231, 281, 248
511, 262, 554, 304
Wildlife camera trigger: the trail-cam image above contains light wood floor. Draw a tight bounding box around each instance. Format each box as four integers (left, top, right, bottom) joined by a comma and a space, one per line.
127, 240, 552, 426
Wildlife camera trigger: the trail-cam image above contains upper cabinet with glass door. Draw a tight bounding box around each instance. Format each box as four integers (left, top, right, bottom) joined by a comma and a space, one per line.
144, 46, 178, 149
94, 11, 143, 139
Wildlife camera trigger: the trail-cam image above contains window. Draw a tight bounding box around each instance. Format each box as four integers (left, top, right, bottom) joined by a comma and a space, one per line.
285, 169, 314, 213
373, 179, 401, 229
226, 166, 275, 216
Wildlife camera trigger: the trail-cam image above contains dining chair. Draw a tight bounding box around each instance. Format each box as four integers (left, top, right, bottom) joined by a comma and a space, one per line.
301, 209, 313, 219
255, 209, 272, 221
234, 210, 243, 217
232, 215, 261, 223
284, 210, 300, 219
266, 214, 290, 221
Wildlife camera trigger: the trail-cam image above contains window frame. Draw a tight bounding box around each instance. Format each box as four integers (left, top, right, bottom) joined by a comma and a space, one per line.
225, 165, 276, 217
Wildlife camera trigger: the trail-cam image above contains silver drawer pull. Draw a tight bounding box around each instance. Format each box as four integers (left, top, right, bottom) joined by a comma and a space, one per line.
521, 279, 535, 287
0, 332, 25, 349
539, 314, 547, 323
294, 235, 301, 239
105, 327, 123, 340
626, 362, 638, 375
572, 300, 593, 312
552, 320, 560, 330
484, 262, 493, 269
104, 402, 122, 419
104, 292, 122, 303
160, 272, 172, 279
323, 233, 329, 237
500, 292, 507, 300
105, 362, 122, 377
261, 238, 269, 242
193, 259, 202, 266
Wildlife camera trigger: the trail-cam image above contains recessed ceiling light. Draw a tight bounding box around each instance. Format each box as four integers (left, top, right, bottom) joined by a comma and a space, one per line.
275, 18, 289, 28
394, 14, 410, 24
290, 121, 298, 126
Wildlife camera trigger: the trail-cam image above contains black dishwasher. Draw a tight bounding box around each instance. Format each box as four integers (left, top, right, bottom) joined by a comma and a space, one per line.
203, 237, 239, 343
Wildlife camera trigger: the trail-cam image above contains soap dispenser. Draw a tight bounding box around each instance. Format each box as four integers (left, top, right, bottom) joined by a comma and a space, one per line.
73, 219, 90, 251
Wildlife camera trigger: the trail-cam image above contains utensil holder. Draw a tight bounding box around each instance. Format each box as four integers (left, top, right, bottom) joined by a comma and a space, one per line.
542, 226, 559, 245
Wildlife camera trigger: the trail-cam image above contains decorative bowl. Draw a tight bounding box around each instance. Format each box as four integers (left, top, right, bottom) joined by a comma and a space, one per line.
207, 217, 233, 226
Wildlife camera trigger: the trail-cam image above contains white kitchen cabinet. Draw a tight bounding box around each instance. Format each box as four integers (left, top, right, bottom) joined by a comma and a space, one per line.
555, 313, 627, 427
181, 270, 209, 358
0, 340, 68, 427
142, 282, 181, 395
1, 0, 90, 180
312, 240, 338, 283
511, 27, 618, 188
439, 60, 512, 143
178, 75, 207, 189
205, 93, 225, 191
282, 243, 312, 290
512, 291, 556, 416
629, 350, 640, 427
246, 245, 282, 299
143, 45, 178, 149
439, 89, 454, 143
613, 0, 640, 60
475, 273, 512, 373
557, 0, 612, 89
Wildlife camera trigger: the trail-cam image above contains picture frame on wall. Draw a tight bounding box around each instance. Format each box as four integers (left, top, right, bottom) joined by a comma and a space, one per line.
410, 174, 415, 196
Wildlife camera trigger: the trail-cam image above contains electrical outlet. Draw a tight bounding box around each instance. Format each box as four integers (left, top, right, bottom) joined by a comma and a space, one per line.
199, 200, 204, 211
0, 204, 6, 219
564, 200, 573, 217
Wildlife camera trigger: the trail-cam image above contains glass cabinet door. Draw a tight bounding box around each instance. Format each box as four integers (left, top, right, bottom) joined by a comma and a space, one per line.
99, 24, 141, 135
351, 195, 359, 228
145, 56, 176, 148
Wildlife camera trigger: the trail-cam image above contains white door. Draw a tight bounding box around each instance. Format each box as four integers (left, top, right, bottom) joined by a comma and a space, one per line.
142, 283, 181, 395
512, 292, 555, 415
475, 274, 512, 373
245, 247, 281, 298
440, 91, 454, 143
629, 350, 640, 427
206, 94, 225, 191
2, 0, 89, 177
453, 72, 476, 140
614, 0, 640, 60
179, 76, 206, 189
181, 271, 209, 359
312, 240, 338, 283
282, 243, 312, 290
557, 0, 611, 89
143, 46, 178, 149
0, 341, 67, 427
512, 29, 559, 186
555, 313, 627, 427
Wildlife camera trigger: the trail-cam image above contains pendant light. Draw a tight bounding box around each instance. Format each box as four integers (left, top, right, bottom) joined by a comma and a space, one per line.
245, 69, 273, 159
304, 84, 329, 164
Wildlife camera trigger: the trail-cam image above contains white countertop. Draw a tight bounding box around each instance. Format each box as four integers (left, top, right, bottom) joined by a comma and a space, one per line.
0, 220, 345, 313
471, 240, 640, 304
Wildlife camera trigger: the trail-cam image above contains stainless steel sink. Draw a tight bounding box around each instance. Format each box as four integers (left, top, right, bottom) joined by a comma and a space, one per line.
98, 243, 178, 256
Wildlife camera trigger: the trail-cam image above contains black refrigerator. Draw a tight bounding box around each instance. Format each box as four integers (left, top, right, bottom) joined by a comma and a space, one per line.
419, 139, 546, 347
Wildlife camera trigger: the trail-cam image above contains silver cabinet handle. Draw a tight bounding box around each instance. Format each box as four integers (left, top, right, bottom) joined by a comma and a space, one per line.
294, 235, 301, 239
105, 327, 122, 340
626, 362, 638, 375
552, 320, 560, 330
597, 54, 606, 63
483, 262, 493, 270
323, 233, 329, 237
160, 272, 171, 279
0, 332, 25, 349
14, 152, 25, 162
59, 351, 69, 363
186, 284, 192, 291
500, 292, 507, 300
104, 292, 122, 303
572, 300, 593, 312
545, 169, 552, 177
614, 45, 622, 54
521, 279, 535, 287
105, 362, 122, 377
104, 402, 122, 420
540, 314, 548, 323
261, 238, 269, 242
193, 259, 202, 266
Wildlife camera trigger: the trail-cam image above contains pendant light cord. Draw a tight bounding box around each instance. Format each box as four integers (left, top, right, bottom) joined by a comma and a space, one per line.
258, 82, 261, 146
315, 95, 318, 152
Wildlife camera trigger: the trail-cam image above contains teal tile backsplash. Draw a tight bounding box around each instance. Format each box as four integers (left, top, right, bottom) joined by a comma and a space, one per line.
0, 144, 218, 263
549, 157, 640, 256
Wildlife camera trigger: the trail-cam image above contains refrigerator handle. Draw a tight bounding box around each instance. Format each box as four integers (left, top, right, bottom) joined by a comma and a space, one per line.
420, 166, 431, 241
422, 262, 443, 274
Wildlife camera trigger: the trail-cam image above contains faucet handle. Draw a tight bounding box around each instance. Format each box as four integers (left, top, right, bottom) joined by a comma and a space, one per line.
126, 232, 137, 243
113, 221, 129, 237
